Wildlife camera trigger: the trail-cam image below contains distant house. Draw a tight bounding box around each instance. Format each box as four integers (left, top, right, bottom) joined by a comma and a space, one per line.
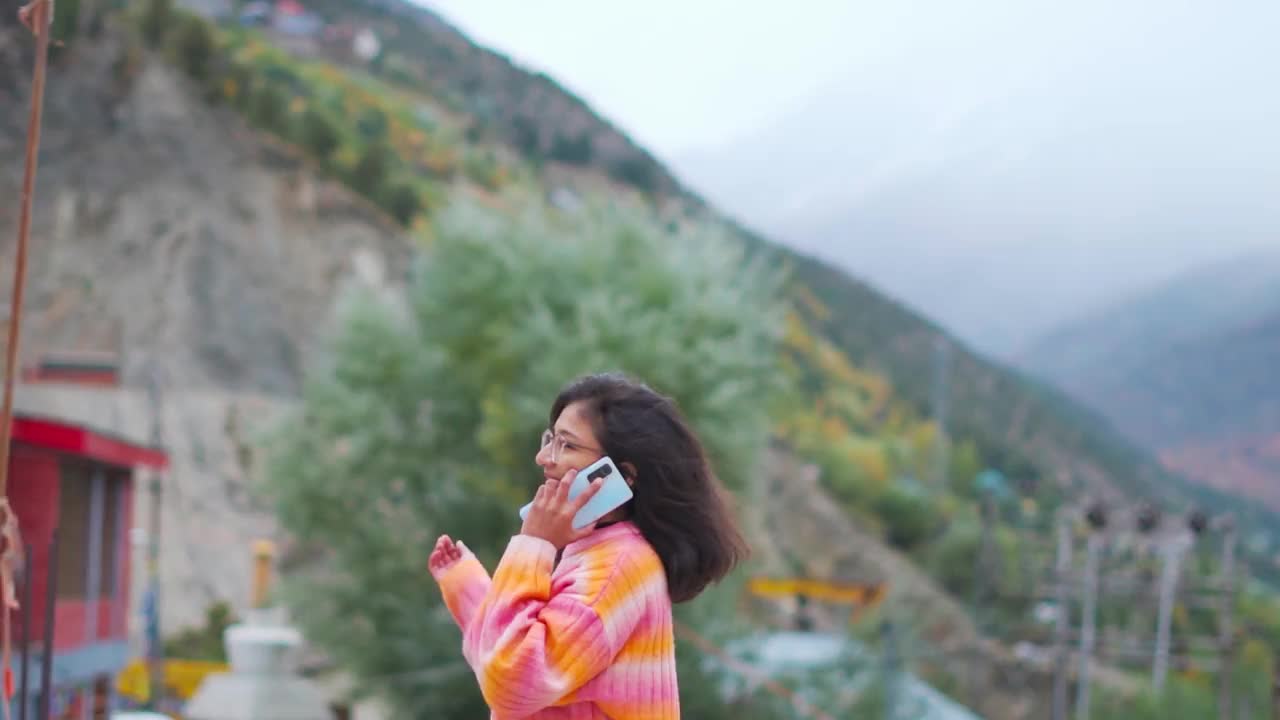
237, 0, 271, 26
272, 0, 324, 37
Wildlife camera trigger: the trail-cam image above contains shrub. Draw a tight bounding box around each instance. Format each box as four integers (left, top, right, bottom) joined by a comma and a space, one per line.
172, 13, 215, 83
348, 142, 392, 197
379, 181, 421, 226
249, 83, 288, 133
298, 108, 342, 163
549, 132, 593, 165
139, 0, 172, 48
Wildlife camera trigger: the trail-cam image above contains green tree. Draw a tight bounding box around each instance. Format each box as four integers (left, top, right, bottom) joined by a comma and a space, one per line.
139, 0, 172, 48
164, 601, 237, 662
297, 108, 341, 163
50, 0, 80, 57
378, 181, 421, 226
259, 201, 789, 717
348, 142, 391, 198
550, 132, 593, 165
172, 13, 214, 83
249, 83, 288, 133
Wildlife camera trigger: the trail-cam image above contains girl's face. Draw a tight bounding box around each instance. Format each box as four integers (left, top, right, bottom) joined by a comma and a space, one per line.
535, 401, 605, 482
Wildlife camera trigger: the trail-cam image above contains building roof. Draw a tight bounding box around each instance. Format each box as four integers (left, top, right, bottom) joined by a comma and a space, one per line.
13, 414, 168, 470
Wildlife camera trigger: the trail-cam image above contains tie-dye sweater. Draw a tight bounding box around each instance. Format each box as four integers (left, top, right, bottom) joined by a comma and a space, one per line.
432, 521, 679, 719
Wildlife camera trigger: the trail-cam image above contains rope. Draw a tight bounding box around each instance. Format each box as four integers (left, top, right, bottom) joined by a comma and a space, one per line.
1, 1, 53, 715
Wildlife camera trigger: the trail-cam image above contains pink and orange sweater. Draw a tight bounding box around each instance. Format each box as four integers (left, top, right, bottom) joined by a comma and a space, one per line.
432, 521, 680, 719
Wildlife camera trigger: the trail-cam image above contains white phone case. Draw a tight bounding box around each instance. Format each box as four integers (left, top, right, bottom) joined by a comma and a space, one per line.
519, 455, 634, 530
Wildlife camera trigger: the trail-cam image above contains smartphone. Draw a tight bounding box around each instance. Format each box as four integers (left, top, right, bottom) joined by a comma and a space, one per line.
519, 456, 634, 530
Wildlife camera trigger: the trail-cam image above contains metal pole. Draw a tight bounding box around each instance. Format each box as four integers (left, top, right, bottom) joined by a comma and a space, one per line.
1217, 524, 1236, 720
144, 369, 165, 710
967, 492, 994, 706
1075, 533, 1102, 719
931, 335, 949, 487
1152, 536, 1185, 693
881, 620, 899, 720
1052, 514, 1073, 720
36, 529, 57, 720
16, 545, 31, 720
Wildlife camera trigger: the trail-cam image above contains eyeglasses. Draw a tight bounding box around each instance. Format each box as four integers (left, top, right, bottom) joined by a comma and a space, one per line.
540, 429, 603, 462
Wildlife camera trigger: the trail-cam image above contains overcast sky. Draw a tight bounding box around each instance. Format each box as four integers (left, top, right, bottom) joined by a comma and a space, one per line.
417, 0, 873, 160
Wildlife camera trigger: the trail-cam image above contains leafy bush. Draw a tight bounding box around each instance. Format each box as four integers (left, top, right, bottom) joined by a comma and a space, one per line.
379, 181, 421, 225
550, 132, 593, 165
164, 601, 236, 663
348, 142, 392, 197
355, 106, 389, 142
297, 108, 342, 163
50, 0, 80, 57
140, 0, 172, 48
874, 485, 937, 550
172, 13, 215, 83
608, 155, 659, 193
249, 83, 288, 133
462, 148, 502, 190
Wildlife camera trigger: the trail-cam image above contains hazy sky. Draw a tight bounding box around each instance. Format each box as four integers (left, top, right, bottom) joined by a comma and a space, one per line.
415, 0, 1280, 354
418, 0, 869, 160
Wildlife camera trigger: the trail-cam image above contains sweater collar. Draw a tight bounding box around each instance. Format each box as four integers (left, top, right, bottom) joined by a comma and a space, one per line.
564, 519, 641, 555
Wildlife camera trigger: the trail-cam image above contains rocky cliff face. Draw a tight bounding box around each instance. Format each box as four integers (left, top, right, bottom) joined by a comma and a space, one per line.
2, 34, 412, 636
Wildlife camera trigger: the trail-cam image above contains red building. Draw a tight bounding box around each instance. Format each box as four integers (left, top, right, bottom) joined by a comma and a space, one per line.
7, 410, 167, 718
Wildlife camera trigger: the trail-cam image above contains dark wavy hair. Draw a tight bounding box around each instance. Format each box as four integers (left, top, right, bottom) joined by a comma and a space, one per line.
549, 372, 750, 603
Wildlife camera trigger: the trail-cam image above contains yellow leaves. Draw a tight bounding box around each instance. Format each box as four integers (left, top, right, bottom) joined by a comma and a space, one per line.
317, 65, 343, 84
334, 145, 359, 171
821, 415, 849, 443
782, 310, 816, 354
907, 420, 939, 457
845, 439, 890, 488
289, 97, 307, 114
223, 78, 238, 100
421, 145, 459, 176
793, 285, 831, 321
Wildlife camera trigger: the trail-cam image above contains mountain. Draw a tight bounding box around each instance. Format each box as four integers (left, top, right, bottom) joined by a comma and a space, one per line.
1019, 249, 1280, 513
672, 0, 1280, 357
4, 0, 1279, 709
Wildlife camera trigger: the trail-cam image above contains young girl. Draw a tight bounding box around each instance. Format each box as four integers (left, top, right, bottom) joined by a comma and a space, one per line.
429, 372, 749, 719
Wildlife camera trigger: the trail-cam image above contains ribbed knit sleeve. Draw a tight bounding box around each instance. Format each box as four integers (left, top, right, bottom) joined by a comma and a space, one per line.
432, 549, 492, 633
461, 533, 655, 718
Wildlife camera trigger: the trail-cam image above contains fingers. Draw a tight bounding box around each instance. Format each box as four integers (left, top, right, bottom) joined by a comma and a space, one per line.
572, 475, 606, 511
555, 470, 577, 503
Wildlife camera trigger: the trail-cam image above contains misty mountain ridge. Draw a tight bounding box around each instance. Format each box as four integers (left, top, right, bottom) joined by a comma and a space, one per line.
673, 0, 1280, 357
1019, 247, 1280, 511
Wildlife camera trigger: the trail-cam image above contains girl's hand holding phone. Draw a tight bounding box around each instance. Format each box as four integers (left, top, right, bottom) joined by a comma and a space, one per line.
520, 469, 605, 550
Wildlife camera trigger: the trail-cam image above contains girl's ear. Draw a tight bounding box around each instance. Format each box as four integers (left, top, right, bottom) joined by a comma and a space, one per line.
620, 462, 638, 487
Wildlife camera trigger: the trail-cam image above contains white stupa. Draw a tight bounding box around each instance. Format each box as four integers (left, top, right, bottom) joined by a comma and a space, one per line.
184, 541, 334, 720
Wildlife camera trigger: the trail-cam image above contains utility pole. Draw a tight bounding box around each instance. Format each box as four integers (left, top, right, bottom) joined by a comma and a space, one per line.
1152, 533, 1188, 693
1075, 504, 1105, 717
143, 367, 166, 709
1051, 512, 1073, 720
1217, 521, 1237, 720
966, 489, 995, 706
881, 620, 900, 720
931, 335, 949, 487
